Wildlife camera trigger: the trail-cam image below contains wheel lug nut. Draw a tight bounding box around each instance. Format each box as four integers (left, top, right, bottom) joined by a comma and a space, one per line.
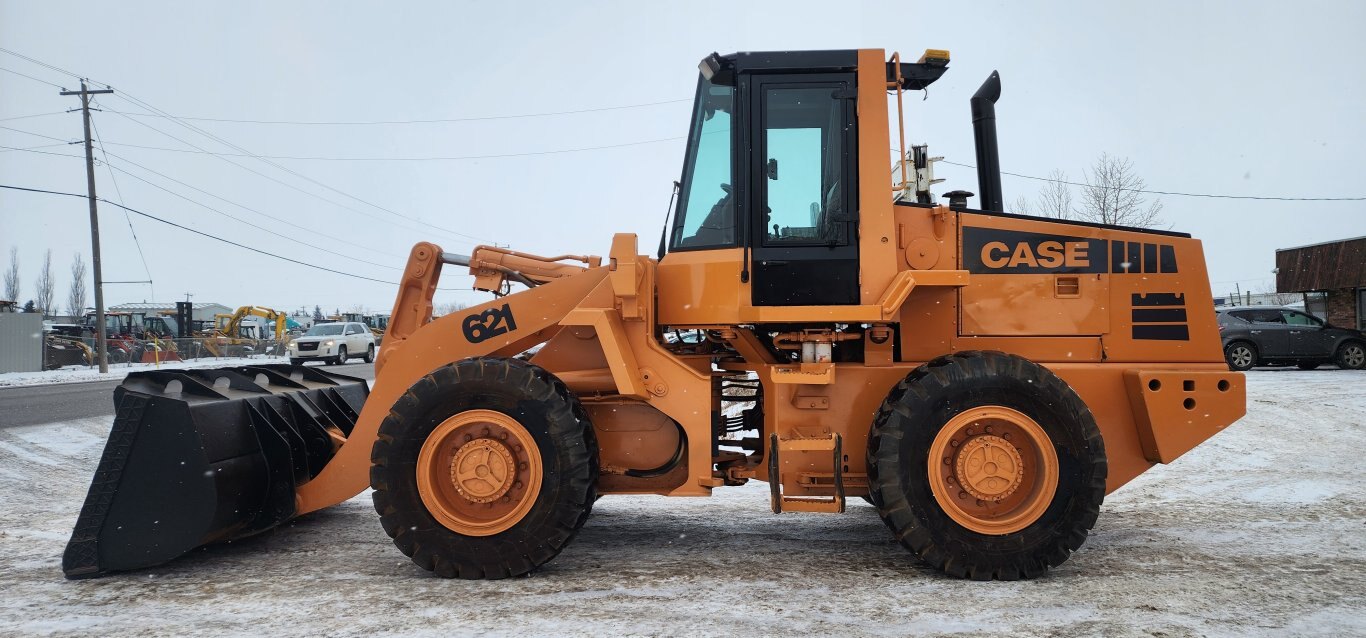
519, 462, 528, 470
499, 432, 508, 440
1002, 432, 1012, 441
950, 439, 959, 447
943, 457, 952, 465
976, 499, 985, 506
985, 426, 993, 434
958, 491, 969, 500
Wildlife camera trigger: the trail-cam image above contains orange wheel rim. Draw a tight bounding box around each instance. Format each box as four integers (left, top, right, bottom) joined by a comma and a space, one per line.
927, 406, 1058, 535
417, 409, 542, 536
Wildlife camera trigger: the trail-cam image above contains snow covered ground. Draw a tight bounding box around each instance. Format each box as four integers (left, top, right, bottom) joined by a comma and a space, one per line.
0, 369, 1362, 636
0, 356, 289, 388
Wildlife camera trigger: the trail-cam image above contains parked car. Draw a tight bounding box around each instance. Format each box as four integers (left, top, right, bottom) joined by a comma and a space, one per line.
1216, 306, 1366, 371
287, 321, 375, 366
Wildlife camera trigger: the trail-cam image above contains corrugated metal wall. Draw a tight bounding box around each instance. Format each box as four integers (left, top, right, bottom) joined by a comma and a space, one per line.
0, 314, 43, 373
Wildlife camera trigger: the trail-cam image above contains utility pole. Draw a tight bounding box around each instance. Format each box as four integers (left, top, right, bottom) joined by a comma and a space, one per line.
61, 80, 115, 373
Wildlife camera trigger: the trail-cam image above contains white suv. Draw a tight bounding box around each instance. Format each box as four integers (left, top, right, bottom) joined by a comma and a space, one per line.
288, 321, 376, 366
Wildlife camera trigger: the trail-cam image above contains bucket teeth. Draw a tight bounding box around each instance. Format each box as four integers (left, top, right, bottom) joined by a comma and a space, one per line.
62, 364, 369, 579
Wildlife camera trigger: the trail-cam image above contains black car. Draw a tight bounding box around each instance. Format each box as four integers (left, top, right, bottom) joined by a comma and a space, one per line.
1216, 306, 1366, 371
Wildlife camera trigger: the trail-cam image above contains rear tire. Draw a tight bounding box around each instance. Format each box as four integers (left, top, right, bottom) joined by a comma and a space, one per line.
867, 351, 1106, 580
1225, 341, 1257, 371
1336, 341, 1366, 370
370, 357, 598, 579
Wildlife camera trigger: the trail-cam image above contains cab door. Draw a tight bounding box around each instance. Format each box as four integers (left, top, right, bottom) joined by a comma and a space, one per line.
747, 74, 859, 306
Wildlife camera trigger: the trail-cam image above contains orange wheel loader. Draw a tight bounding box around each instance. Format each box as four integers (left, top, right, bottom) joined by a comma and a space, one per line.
63, 49, 1245, 581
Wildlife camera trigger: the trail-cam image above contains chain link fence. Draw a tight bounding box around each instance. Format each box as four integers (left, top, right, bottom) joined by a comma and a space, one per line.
43, 335, 291, 370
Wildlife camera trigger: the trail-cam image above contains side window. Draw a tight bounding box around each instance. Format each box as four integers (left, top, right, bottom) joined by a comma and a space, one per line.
1281, 310, 1321, 326
761, 85, 848, 245
672, 82, 735, 248
1248, 309, 1285, 324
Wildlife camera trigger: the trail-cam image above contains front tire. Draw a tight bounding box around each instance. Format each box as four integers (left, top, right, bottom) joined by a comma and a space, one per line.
1336, 341, 1366, 370
333, 345, 347, 366
370, 357, 598, 579
1225, 341, 1257, 371
364, 344, 375, 364
867, 351, 1106, 580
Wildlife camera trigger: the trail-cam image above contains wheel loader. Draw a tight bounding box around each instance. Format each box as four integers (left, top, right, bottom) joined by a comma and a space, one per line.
63, 48, 1245, 581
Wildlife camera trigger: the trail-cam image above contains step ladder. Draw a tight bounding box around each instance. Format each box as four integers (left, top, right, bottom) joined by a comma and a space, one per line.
768, 432, 846, 513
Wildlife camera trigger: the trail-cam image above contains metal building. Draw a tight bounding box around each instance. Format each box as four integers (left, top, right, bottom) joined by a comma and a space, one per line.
1276, 236, 1366, 330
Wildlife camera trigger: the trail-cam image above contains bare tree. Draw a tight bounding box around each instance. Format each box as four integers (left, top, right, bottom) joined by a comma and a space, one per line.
34, 249, 55, 317
433, 301, 468, 317
3, 247, 18, 302
1036, 169, 1075, 219
67, 252, 88, 318
1010, 195, 1032, 216
1077, 154, 1163, 227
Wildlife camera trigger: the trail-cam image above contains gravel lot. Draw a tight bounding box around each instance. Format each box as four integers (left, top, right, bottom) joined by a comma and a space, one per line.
1, 369, 1362, 637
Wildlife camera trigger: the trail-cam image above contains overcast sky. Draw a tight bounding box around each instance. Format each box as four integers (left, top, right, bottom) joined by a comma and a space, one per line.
2, 1, 1362, 315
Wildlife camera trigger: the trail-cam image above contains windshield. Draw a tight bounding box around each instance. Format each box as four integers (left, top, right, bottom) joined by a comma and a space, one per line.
305, 323, 345, 336
670, 76, 735, 249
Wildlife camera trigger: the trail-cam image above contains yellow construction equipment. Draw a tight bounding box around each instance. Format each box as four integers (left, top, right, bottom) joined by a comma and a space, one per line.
201, 305, 290, 356
65, 49, 1244, 581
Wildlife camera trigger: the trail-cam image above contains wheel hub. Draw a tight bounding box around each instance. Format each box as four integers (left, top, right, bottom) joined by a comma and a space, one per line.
416, 409, 542, 537
450, 439, 516, 503
955, 435, 1024, 502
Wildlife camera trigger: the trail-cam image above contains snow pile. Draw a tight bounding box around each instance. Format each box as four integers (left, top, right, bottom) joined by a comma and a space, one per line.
0, 356, 290, 388
0, 369, 1361, 636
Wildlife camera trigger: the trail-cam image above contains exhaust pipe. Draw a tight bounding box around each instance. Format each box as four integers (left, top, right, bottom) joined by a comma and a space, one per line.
971, 71, 1004, 213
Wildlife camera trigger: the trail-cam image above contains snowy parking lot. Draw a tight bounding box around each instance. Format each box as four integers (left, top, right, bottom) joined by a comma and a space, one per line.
0, 369, 1362, 637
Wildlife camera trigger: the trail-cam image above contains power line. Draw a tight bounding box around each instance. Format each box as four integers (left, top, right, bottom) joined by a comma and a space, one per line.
97, 153, 404, 272
106, 98, 693, 126
0, 47, 82, 81
0, 111, 68, 123
0, 183, 407, 286
96, 146, 400, 260
0, 142, 76, 154
99, 104, 488, 247
0, 124, 72, 143
92, 114, 156, 299
0, 143, 84, 158
938, 159, 1366, 202
102, 96, 496, 245
94, 131, 686, 161
0, 65, 65, 88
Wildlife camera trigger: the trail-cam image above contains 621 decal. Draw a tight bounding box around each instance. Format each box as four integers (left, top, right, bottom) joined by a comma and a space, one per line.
461, 303, 518, 343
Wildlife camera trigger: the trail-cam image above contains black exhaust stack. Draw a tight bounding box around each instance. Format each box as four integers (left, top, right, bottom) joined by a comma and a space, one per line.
970, 71, 1004, 213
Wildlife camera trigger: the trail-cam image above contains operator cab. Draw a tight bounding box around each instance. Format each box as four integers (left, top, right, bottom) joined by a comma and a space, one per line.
665, 50, 947, 307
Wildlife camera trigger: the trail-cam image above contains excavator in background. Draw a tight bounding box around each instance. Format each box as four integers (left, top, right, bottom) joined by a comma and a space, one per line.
203, 305, 290, 356
339, 312, 389, 344
65, 48, 1245, 582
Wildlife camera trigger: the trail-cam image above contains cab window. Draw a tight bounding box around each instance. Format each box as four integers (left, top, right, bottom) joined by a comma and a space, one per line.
670, 78, 735, 249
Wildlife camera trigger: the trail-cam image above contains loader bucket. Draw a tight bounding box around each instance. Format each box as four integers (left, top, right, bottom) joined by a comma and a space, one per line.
61, 365, 368, 579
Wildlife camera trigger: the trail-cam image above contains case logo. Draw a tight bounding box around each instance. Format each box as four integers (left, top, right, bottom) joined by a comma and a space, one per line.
962, 227, 1179, 275
461, 303, 518, 343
